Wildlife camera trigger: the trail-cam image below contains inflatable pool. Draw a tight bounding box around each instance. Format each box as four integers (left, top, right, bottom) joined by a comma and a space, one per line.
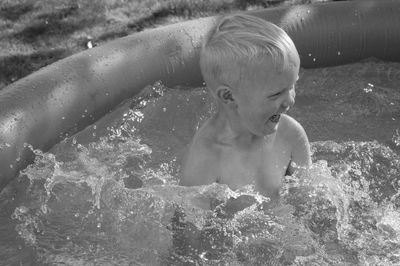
1, 1, 400, 265
0, 0, 399, 190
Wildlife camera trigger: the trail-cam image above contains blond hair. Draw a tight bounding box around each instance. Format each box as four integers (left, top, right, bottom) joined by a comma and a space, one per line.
200, 13, 299, 95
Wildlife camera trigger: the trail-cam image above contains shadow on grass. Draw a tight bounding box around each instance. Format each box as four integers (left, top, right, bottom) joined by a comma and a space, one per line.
123, 0, 283, 33
0, 3, 35, 21
98, 30, 130, 42
12, 5, 98, 43
36, 4, 79, 21
97, 0, 237, 41
126, 1, 233, 32
0, 49, 67, 89
14, 20, 82, 43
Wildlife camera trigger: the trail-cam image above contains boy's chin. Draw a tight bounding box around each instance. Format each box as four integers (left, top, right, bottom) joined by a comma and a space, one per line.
251, 127, 277, 138
262, 121, 279, 135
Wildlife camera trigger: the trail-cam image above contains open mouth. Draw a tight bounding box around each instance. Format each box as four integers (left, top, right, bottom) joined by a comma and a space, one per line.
269, 114, 281, 123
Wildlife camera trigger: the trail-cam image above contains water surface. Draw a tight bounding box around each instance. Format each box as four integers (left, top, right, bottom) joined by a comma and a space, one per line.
1, 59, 400, 265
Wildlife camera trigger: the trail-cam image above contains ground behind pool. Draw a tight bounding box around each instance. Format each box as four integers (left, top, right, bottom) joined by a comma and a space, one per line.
0, 0, 331, 91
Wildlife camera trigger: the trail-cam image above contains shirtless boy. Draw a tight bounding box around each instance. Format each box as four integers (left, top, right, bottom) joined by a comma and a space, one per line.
180, 13, 311, 199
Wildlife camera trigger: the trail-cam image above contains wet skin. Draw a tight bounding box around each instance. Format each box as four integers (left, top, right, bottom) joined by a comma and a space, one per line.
181, 57, 311, 199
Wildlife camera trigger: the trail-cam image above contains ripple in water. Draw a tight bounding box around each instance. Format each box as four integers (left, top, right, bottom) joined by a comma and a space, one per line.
1, 59, 400, 265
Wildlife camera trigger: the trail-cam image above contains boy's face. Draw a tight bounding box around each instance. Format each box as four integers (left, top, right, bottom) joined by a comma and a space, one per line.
233, 56, 299, 136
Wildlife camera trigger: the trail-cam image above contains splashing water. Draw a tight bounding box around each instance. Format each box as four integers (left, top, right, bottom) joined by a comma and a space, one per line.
1, 59, 400, 265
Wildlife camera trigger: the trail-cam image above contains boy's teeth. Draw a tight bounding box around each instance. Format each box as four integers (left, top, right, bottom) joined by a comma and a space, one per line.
269, 114, 280, 122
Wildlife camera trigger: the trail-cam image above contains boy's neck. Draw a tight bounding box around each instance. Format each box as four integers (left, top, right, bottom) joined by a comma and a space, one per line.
212, 110, 275, 150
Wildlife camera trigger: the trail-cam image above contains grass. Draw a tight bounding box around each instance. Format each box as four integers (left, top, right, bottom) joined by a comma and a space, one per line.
0, 0, 334, 90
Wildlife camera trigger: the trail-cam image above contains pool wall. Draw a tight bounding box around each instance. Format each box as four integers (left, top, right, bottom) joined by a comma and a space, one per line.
0, 0, 399, 191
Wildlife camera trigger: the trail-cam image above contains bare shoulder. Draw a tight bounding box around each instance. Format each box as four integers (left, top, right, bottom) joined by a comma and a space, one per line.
278, 114, 307, 143
180, 123, 220, 186
279, 114, 311, 167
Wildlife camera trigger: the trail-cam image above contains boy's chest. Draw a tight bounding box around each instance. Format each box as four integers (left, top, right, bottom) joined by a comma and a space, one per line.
216, 144, 291, 193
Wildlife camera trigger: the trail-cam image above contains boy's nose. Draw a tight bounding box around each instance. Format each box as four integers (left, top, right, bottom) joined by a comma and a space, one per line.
280, 91, 295, 112
280, 102, 290, 113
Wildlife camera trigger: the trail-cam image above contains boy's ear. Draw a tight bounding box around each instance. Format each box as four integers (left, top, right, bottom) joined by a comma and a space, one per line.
216, 86, 235, 105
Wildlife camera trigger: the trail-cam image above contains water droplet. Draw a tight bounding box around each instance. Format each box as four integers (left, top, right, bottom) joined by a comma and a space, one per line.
363, 83, 374, 93
392, 129, 400, 146
87, 41, 93, 49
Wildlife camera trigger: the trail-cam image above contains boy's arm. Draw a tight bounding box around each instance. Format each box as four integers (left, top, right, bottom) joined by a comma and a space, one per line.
291, 123, 312, 169
285, 116, 311, 172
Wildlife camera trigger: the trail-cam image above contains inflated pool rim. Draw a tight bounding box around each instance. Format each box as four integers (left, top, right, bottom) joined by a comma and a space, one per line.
0, 0, 399, 191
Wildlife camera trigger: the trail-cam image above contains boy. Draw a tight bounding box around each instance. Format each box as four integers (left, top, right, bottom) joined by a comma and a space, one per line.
180, 13, 311, 199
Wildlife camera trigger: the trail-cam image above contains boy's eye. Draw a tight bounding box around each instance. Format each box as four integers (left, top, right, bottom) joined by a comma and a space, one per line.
269, 89, 284, 98
269, 85, 295, 99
